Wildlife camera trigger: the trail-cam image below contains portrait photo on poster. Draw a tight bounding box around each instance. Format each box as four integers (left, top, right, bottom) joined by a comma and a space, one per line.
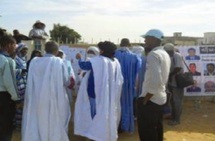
188, 62, 201, 76
204, 79, 215, 92
185, 47, 200, 60
203, 63, 215, 76
186, 79, 202, 93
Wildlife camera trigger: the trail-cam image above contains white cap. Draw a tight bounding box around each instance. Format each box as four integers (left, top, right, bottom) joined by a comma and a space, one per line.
141, 29, 164, 40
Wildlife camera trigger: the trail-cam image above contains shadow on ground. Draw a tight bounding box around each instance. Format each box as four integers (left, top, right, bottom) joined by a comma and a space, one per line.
12, 97, 215, 141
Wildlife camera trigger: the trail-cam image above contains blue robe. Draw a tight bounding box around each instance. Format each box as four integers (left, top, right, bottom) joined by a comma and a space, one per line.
115, 47, 141, 132
136, 56, 146, 97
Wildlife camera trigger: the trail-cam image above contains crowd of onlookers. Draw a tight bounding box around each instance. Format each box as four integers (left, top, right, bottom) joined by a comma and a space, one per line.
0, 22, 196, 141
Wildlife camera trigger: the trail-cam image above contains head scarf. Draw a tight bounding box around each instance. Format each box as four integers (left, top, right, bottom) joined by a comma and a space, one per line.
86, 46, 100, 59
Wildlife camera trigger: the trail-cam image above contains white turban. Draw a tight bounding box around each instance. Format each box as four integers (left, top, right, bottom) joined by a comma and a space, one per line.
87, 46, 100, 55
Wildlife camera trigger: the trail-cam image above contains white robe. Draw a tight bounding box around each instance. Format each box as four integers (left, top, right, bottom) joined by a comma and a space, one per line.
22, 56, 71, 141
74, 56, 123, 141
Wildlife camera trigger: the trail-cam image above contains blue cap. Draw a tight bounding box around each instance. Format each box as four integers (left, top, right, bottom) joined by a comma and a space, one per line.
141, 29, 164, 40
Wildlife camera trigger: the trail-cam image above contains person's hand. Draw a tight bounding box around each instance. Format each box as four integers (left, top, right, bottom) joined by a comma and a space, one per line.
16, 102, 23, 109
82, 72, 86, 77
76, 53, 81, 60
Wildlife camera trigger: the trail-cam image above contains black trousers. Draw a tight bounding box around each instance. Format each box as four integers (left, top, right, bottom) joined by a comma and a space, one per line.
0, 92, 15, 141
137, 97, 163, 141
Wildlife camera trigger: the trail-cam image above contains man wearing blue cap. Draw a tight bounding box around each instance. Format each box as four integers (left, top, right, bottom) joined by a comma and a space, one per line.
137, 29, 171, 141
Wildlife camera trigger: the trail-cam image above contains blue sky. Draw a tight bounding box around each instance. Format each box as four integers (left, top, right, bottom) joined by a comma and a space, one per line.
1, 0, 215, 44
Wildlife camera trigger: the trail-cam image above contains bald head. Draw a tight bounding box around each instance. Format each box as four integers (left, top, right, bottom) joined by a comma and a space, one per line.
164, 43, 175, 57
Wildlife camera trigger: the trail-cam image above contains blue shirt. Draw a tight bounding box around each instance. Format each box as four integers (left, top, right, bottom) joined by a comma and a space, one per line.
185, 55, 200, 60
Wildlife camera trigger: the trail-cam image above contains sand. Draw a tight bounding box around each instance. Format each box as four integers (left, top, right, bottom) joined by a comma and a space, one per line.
12, 97, 215, 141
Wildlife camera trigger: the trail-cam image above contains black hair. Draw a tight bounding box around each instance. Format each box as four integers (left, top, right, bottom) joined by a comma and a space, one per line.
13, 29, 19, 34
189, 63, 196, 67
30, 50, 42, 60
97, 41, 117, 60
120, 38, 130, 47
207, 63, 215, 68
188, 48, 196, 52
0, 31, 4, 39
57, 50, 64, 58
0, 35, 16, 49
45, 41, 59, 54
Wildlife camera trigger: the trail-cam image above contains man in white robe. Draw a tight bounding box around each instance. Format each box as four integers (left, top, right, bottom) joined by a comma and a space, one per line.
74, 41, 124, 141
22, 41, 71, 141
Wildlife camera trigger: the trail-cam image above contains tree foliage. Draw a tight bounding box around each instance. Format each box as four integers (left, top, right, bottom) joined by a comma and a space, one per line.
50, 24, 81, 44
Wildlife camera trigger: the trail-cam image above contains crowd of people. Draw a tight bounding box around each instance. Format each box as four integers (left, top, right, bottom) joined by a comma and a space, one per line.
0, 23, 188, 141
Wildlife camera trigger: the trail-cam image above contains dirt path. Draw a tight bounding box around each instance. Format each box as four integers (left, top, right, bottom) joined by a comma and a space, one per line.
12, 98, 215, 141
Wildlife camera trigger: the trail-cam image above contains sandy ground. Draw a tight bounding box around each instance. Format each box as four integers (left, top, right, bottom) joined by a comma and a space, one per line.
12, 97, 215, 141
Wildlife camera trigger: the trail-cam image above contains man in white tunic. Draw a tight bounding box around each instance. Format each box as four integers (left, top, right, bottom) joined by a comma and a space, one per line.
74, 41, 123, 141
22, 41, 71, 141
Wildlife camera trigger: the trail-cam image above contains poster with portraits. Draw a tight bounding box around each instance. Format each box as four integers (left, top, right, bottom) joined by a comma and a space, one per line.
177, 46, 215, 96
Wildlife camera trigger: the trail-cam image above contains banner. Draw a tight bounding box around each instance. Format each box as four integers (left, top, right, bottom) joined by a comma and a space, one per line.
177, 46, 215, 96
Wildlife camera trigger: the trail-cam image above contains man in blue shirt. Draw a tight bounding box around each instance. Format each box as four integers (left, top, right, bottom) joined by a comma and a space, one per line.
115, 38, 141, 132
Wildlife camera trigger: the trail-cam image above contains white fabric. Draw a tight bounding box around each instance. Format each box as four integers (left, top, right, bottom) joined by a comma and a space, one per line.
87, 46, 100, 55
59, 50, 76, 80
64, 59, 76, 104
74, 56, 123, 141
22, 56, 71, 141
60, 49, 76, 104
86, 46, 100, 60
140, 46, 171, 105
131, 46, 145, 57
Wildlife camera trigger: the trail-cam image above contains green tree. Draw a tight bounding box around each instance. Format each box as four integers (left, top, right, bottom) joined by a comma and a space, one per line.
50, 23, 81, 44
